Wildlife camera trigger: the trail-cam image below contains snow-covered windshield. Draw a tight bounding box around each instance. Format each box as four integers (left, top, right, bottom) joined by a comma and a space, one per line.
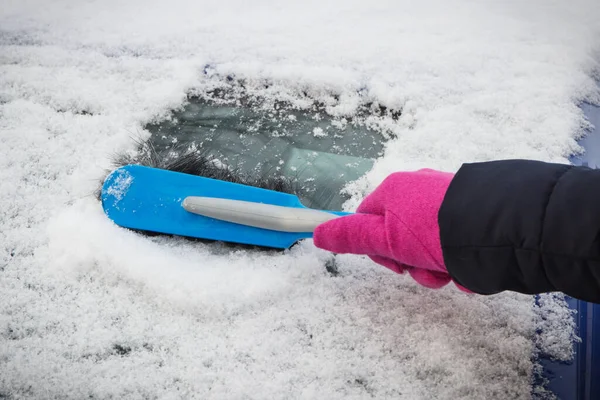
2, 0, 595, 398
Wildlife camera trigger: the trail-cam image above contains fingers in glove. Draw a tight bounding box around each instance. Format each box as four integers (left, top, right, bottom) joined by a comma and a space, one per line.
313, 213, 393, 258
407, 268, 451, 289
368, 255, 407, 274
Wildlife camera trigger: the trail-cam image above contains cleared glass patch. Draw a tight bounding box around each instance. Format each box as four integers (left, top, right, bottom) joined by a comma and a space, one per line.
143, 96, 389, 210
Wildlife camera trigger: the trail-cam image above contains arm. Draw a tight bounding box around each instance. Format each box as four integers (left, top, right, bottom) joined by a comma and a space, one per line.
439, 159, 600, 303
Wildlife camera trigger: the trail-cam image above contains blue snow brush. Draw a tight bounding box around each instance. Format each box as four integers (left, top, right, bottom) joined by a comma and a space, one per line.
101, 165, 352, 249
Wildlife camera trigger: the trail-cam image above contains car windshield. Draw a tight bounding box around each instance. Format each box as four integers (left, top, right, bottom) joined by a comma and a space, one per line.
144, 97, 388, 210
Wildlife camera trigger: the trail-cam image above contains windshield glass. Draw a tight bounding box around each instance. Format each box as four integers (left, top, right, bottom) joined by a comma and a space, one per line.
144, 97, 388, 210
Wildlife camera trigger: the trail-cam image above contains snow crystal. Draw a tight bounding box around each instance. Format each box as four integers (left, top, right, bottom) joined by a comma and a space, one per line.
534, 293, 580, 362
312, 127, 327, 138
210, 159, 228, 170
1, 0, 599, 398
104, 169, 133, 203
331, 118, 348, 130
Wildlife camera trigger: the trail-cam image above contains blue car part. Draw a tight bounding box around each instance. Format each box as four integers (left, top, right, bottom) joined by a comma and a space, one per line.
539, 100, 600, 399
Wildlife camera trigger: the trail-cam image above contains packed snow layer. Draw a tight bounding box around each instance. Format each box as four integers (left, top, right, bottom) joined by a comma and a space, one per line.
1, 0, 599, 398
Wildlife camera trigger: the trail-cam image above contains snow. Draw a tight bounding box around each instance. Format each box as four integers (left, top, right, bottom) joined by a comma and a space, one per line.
1, 0, 599, 398
535, 294, 580, 362
312, 127, 326, 138
104, 169, 133, 204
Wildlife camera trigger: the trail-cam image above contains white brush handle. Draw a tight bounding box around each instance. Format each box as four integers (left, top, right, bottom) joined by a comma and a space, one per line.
182, 196, 341, 232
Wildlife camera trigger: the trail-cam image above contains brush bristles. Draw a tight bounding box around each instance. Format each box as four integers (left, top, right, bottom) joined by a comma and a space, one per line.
96, 138, 299, 200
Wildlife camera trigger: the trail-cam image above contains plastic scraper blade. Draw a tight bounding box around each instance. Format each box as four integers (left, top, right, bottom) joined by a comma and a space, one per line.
100, 164, 352, 249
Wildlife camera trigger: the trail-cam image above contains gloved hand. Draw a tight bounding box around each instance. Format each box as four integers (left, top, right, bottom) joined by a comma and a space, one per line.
313, 169, 470, 292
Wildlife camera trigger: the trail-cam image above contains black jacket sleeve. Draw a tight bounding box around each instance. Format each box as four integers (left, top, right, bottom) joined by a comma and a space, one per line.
438, 159, 600, 303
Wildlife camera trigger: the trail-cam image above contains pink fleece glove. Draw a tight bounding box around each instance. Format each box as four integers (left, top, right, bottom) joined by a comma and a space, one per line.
314, 169, 470, 292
